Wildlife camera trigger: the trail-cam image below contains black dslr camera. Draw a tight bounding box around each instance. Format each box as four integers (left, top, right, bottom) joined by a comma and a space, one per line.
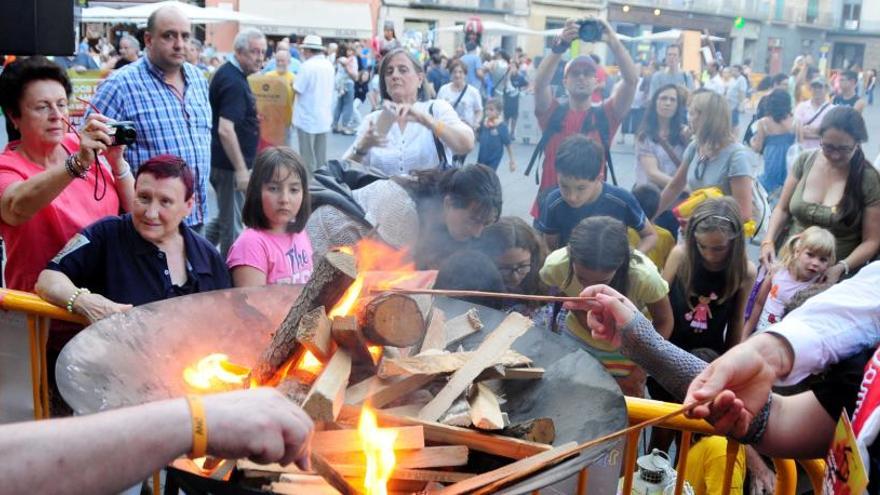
577, 19, 603, 42
108, 121, 137, 146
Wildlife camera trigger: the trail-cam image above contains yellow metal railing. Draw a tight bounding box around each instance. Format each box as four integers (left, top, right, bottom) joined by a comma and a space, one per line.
0, 289, 86, 420
0, 289, 828, 494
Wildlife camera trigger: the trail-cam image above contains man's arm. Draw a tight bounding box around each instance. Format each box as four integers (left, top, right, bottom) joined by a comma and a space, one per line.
533, 19, 579, 112
598, 18, 638, 120
217, 117, 250, 190
0, 388, 313, 495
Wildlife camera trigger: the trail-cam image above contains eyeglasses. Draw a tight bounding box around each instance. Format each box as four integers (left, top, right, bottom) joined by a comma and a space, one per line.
498, 263, 531, 277
820, 142, 856, 155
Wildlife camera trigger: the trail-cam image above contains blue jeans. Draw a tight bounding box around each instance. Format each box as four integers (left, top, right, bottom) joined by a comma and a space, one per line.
333, 80, 355, 129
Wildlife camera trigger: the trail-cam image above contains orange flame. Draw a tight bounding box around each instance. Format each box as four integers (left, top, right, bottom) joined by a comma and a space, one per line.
297, 350, 324, 375
328, 239, 417, 318
358, 407, 397, 495
183, 353, 250, 391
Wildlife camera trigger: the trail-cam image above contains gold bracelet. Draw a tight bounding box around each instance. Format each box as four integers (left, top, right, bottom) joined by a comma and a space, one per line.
760, 239, 773, 247
185, 395, 208, 458
433, 121, 444, 136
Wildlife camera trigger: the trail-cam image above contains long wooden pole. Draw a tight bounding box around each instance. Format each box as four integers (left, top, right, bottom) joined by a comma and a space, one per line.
438, 397, 715, 495
375, 288, 598, 305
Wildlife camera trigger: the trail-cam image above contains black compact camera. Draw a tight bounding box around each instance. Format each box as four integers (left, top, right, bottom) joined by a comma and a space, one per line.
577, 19, 603, 42
108, 121, 136, 146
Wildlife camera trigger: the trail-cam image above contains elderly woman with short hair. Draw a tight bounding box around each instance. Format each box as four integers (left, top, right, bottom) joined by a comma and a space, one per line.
36, 155, 230, 323
344, 48, 474, 175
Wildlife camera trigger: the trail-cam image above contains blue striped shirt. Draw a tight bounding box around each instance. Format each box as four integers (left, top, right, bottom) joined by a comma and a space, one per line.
88, 57, 212, 226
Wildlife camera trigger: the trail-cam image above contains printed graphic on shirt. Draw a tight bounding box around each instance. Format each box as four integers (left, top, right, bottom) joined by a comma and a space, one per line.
51, 234, 90, 264
824, 411, 868, 495
279, 245, 313, 284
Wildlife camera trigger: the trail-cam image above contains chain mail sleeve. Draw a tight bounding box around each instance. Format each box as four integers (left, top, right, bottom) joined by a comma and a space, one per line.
619, 312, 708, 401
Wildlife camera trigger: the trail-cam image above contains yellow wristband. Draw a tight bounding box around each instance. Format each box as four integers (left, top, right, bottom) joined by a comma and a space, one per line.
185, 395, 207, 458
433, 121, 444, 136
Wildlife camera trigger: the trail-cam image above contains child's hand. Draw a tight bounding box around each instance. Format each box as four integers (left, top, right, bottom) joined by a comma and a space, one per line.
508, 159, 517, 172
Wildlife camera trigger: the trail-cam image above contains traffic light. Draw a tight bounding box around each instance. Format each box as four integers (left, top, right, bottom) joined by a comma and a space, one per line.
734, 16, 745, 29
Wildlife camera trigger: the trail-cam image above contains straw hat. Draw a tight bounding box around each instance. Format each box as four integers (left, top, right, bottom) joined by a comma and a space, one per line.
300, 35, 325, 51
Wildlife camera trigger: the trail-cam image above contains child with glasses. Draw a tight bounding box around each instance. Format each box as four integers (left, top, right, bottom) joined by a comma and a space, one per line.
476, 217, 548, 315
539, 215, 672, 397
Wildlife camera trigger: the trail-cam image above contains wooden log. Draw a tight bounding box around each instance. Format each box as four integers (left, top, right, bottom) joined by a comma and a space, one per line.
296, 306, 334, 362
378, 350, 531, 379
360, 293, 426, 347
475, 366, 545, 382
417, 313, 532, 422
468, 383, 505, 430
338, 404, 551, 460
329, 465, 475, 483
432, 442, 579, 495
344, 374, 435, 409
324, 445, 469, 469
302, 349, 352, 422
253, 250, 357, 384
312, 426, 425, 455
444, 308, 483, 347
501, 418, 556, 445
419, 308, 446, 353
331, 315, 374, 364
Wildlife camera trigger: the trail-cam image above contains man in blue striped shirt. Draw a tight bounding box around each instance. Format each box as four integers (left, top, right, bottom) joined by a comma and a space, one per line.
88, 6, 211, 230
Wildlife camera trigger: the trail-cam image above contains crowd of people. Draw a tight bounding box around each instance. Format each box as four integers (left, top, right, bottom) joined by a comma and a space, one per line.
2, 4, 880, 493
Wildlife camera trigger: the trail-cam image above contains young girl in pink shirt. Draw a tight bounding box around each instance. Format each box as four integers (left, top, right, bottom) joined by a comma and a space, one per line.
745, 226, 835, 334
227, 147, 313, 286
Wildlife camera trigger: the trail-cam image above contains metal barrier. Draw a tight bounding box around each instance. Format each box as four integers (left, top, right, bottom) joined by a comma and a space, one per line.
0, 289, 827, 494
0, 288, 86, 420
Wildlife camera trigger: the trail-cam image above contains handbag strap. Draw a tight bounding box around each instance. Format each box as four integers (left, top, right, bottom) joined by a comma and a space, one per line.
452, 85, 468, 110
804, 101, 830, 126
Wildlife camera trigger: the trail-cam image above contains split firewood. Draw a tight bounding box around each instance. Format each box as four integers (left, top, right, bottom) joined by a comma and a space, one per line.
330, 315, 374, 364
377, 350, 531, 379
312, 425, 425, 455
419, 308, 446, 353
269, 478, 340, 495
361, 293, 426, 347
468, 382, 505, 430
301, 349, 352, 422
275, 376, 311, 406
296, 306, 334, 362
325, 465, 475, 483
418, 312, 531, 422
439, 398, 471, 427
253, 250, 357, 384
380, 403, 423, 417
338, 404, 551, 460
324, 445, 469, 469
444, 308, 484, 347
475, 366, 545, 382
501, 418, 556, 445
309, 451, 358, 495
344, 374, 435, 409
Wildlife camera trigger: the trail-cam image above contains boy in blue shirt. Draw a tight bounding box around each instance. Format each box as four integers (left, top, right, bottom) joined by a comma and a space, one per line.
536, 134, 657, 252
477, 98, 516, 172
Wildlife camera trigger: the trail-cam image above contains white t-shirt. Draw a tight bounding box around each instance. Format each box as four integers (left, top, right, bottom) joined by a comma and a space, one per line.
293, 54, 335, 134
436, 83, 482, 128
766, 260, 880, 386
346, 99, 471, 176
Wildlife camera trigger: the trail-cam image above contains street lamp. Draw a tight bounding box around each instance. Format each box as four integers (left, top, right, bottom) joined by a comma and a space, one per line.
622, 5, 630, 12
654, 8, 661, 16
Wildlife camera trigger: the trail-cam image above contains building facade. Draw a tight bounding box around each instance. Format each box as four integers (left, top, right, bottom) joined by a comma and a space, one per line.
826, 0, 880, 70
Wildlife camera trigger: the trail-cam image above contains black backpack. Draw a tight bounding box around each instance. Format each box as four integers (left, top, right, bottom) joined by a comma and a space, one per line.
309, 160, 388, 229
523, 102, 618, 186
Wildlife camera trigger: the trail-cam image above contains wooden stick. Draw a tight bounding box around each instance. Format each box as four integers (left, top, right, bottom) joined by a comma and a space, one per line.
309, 451, 359, 495
442, 397, 715, 495
418, 313, 532, 422
302, 349, 352, 422
312, 426, 425, 455
468, 382, 505, 430
419, 308, 447, 353
338, 404, 550, 460
328, 465, 475, 483
377, 350, 531, 379
377, 287, 599, 304
444, 308, 483, 347
344, 373, 435, 409
325, 445, 469, 469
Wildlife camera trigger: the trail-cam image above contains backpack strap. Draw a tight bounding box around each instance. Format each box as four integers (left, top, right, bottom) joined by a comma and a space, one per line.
429, 103, 451, 170
524, 102, 569, 184
580, 105, 617, 185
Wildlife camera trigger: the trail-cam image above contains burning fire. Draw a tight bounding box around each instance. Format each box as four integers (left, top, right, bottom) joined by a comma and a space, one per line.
183, 353, 249, 391
298, 350, 324, 375
359, 407, 397, 495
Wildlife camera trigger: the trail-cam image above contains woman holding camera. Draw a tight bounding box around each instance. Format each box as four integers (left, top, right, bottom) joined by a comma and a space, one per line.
0, 57, 134, 291
343, 48, 474, 175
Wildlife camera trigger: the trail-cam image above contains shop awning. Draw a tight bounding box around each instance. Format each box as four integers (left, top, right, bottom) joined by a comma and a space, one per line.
239, 0, 373, 39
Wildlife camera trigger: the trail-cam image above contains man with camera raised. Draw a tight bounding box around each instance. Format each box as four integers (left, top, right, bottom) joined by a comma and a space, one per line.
528, 17, 638, 215
88, 6, 211, 232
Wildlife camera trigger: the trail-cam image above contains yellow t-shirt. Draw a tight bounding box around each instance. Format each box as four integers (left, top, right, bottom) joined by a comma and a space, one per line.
628, 226, 676, 270
268, 70, 295, 125
538, 248, 669, 351
685, 436, 745, 495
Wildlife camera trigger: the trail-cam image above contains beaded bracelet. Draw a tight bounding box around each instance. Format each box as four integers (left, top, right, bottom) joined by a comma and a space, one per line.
66, 287, 90, 313
734, 394, 773, 444
65, 155, 88, 179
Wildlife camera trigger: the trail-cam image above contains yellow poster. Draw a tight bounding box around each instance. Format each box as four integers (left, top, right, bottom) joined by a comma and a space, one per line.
67, 70, 108, 127
681, 30, 703, 76
824, 412, 868, 495
249, 74, 293, 147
